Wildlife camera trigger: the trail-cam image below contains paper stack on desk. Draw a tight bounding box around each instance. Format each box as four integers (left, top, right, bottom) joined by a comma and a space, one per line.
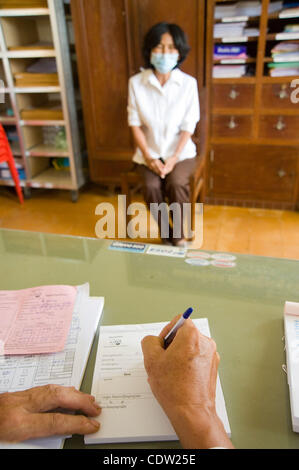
284, 301, 299, 433
85, 318, 231, 444
0, 283, 104, 449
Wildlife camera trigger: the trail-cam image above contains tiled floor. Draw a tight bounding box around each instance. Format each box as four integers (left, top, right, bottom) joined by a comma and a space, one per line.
0, 184, 298, 260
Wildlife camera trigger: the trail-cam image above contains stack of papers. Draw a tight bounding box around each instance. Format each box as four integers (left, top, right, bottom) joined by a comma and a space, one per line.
85, 318, 231, 444
276, 23, 299, 40
269, 1, 283, 14
268, 41, 299, 75
214, 22, 247, 38
214, 3, 238, 20
214, 45, 248, 62
214, 1, 262, 19
214, 0, 282, 20
214, 22, 260, 41
213, 64, 247, 78
279, 6, 299, 18
271, 41, 299, 61
0, 283, 104, 449
284, 301, 299, 433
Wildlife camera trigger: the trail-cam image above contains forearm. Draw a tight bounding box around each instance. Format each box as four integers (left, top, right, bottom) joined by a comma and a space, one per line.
131, 126, 151, 162
173, 130, 192, 160
166, 405, 234, 450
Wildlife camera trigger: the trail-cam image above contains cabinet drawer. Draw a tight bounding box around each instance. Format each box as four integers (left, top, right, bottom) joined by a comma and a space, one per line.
209, 145, 297, 202
213, 84, 255, 108
212, 115, 253, 138
259, 115, 299, 140
261, 83, 299, 109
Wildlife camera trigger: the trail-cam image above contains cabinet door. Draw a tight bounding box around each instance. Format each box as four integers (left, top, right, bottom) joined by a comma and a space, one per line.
71, 0, 134, 182
209, 145, 298, 203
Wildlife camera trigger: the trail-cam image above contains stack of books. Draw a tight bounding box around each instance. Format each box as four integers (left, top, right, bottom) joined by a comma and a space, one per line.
0, 159, 25, 180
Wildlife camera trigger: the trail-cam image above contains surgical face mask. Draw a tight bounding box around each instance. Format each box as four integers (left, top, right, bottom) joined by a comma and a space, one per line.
150, 52, 179, 74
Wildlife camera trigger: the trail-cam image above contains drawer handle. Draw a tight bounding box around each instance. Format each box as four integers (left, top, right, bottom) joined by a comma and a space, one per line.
276, 84, 288, 100
277, 169, 286, 178
275, 117, 286, 131
227, 116, 238, 129
228, 88, 240, 100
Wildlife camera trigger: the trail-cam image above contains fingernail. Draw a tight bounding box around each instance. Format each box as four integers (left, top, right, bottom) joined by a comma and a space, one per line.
89, 418, 100, 429
88, 418, 100, 431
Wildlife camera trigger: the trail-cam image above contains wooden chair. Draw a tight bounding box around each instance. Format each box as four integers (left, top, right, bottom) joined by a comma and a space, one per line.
121, 88, 208, 239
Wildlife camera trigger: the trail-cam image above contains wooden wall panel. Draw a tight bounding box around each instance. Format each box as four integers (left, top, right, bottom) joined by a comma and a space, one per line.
128, 0, 205, 85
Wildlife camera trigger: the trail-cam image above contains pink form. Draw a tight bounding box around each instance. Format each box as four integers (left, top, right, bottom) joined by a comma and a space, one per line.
0, 285, 77, 355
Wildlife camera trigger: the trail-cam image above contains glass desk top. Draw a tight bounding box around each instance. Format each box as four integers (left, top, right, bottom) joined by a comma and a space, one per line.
0, 228, 298, 449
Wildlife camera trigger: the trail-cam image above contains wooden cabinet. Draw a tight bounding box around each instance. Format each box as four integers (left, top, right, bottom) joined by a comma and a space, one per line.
209, 145, 298, 205
206, 0, 299, 209
71, 0, 206, 184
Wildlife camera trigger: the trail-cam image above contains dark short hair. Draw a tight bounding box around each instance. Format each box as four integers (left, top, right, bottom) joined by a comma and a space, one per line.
142, 22, 191, 69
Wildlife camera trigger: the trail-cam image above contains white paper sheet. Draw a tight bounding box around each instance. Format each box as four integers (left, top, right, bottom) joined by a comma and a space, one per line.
85, 318, 231, 444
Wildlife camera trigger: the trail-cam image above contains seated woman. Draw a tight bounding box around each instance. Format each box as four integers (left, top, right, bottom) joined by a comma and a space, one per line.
128, 22, 200, 246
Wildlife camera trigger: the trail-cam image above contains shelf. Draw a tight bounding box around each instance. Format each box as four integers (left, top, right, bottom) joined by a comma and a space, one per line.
0, 178, 25, 187
14, 86, 61, 93
215, 15, 261, 24
269, 12, 299, 20
26, 143, 69, 157
0, 8, 49, 17
212, 108, 253, 115
30, 167, 73, 189
0, 0, 89, 195
267, 33, 299, 41
212, 77, 256, 84
20, 119, 65, 126
262, 75, 299, 83
5, 48, 56, 59
214, 36, 259, 43
0, 116, 16, 124
213, 58, 256, 64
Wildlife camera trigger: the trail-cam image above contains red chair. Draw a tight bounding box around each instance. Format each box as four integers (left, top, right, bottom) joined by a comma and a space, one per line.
0, 123, 24, 204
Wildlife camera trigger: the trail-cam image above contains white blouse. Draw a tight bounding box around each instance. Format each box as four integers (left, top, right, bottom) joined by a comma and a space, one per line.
128, 68, 200, 165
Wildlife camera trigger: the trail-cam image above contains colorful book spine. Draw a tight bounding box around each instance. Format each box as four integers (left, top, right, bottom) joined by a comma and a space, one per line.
214, 45, 247, 55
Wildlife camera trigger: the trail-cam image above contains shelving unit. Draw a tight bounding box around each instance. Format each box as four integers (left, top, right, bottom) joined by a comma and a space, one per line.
0, 0, 85, 201
206, 0, 299, 210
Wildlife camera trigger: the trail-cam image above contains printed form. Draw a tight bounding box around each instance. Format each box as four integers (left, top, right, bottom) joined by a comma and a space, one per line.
85, 318, 231, 444
0, 285, 77, 355
0, 284, 104, 449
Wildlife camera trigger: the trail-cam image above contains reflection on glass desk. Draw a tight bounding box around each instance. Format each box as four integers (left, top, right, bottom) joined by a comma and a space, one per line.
0, 229, 299, 449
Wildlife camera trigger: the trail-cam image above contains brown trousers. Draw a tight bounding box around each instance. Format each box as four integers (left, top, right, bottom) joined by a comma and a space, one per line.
136, 158, 196, 242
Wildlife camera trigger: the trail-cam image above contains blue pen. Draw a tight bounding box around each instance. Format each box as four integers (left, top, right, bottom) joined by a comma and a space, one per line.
163, 308, 193, 349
